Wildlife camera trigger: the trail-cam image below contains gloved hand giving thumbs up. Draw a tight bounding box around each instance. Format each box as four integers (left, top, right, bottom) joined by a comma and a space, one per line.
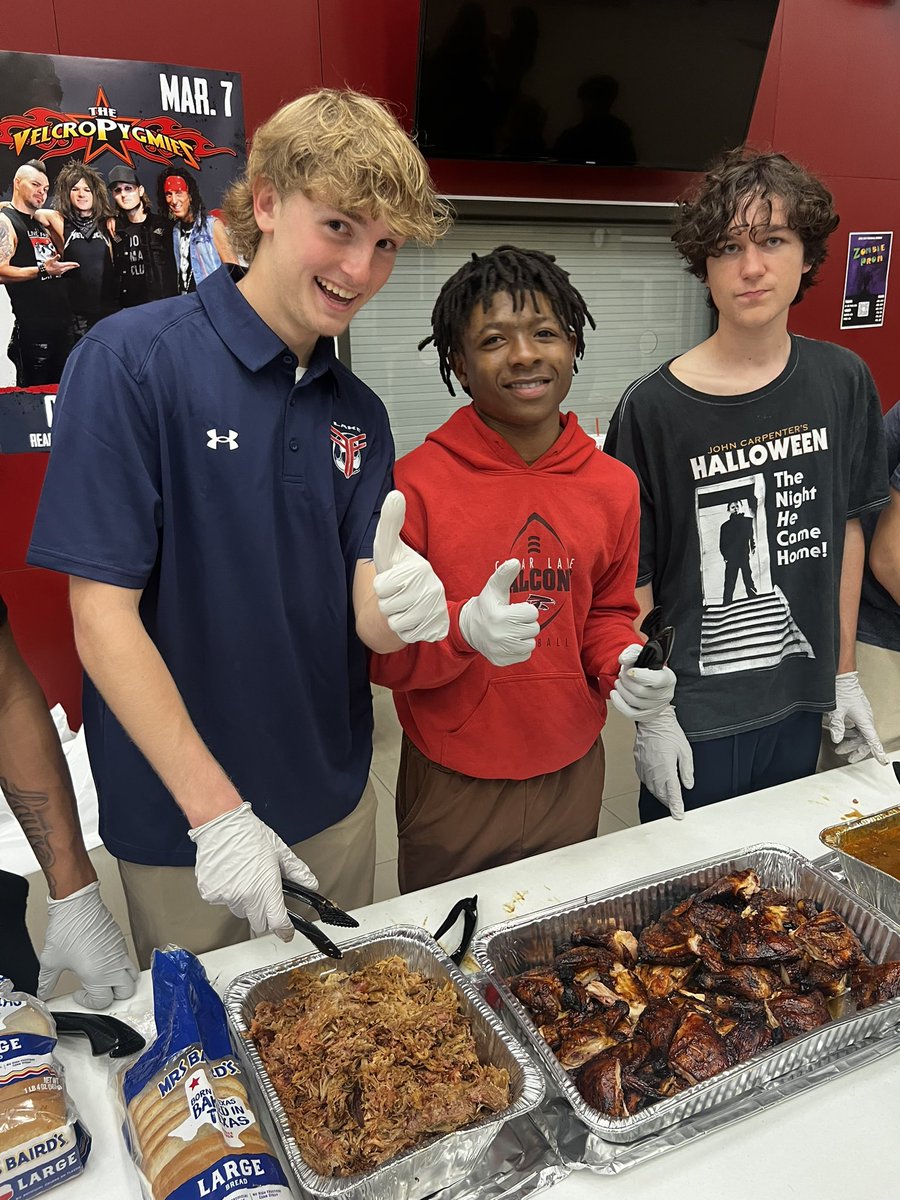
459, 560, 540, 667
372, 491, 450, 643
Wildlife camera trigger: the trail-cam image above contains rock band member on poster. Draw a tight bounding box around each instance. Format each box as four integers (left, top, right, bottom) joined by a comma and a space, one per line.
0, 161, 76, 386
107, 164, 177, 306
157, 165, 236, 293
37, 159, 118, 342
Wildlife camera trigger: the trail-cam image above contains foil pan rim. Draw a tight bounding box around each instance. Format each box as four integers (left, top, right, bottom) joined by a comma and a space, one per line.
223, 923, 545, 1199
472, 843, 900, 1144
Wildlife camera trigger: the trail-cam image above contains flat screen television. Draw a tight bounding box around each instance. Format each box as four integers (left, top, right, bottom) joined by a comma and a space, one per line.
415, 0, 781, 171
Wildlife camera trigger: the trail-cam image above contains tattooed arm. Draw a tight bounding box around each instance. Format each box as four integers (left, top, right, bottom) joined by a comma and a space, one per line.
0, 617, 96, 899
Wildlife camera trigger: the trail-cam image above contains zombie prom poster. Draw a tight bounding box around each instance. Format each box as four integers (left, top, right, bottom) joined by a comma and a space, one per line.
0, 48, 245, 435
840, 231, 892, 331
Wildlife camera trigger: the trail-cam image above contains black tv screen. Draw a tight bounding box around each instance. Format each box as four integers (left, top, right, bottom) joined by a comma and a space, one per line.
415, 0, 781, 171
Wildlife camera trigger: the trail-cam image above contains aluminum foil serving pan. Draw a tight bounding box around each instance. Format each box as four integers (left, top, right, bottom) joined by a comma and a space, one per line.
472, 844, 900, 1150
223, 924, 545, 1200
820, 805, 900, 926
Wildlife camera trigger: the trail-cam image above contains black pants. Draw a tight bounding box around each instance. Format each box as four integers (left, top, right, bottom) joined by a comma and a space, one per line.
0, 869, 39, 994
7, 321, 74, 387
639, 710, 823, 822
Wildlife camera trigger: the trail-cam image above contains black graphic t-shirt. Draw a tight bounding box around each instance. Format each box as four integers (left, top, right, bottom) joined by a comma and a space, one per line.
606, 336, 889, 740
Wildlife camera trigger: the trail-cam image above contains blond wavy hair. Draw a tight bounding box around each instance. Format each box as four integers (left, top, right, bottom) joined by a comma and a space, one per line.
223, 89, 452, 262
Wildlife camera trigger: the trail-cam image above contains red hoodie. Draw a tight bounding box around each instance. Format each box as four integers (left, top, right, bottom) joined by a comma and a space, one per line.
370, 405, 640, 779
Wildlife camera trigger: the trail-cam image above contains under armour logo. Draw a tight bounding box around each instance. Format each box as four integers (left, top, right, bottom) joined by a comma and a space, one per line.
207, 429, 238, 450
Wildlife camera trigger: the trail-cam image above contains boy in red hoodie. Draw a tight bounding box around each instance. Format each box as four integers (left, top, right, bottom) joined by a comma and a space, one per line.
371, 246, 677, 891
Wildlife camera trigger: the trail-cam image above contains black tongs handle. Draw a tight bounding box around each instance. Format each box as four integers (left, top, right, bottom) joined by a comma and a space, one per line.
53, 1011, 146, 1058
287, 911, 344, 959
281, 879, 359, 928
434, 895, 478, 966
634, 605, 675, 670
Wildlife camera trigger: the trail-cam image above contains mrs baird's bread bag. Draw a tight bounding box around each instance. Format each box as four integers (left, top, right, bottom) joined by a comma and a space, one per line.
0, 976, 91, 1198
119, 949, 290, 1200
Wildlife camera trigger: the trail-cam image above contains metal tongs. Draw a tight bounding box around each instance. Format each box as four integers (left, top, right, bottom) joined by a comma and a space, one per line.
634, 605, 675, 670
281, 879, 360, 960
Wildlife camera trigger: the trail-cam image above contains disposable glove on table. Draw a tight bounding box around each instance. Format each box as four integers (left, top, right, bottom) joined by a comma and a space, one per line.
372, 491, 449, 643
459, 559, 540, 667
609, 642, 677, 721
38, 880, 139, 1009
189, 802, 318, 940
633, 705, 694, 820
823, 671, 888, 766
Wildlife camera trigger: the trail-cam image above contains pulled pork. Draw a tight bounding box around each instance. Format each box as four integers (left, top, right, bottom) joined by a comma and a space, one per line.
249, 955, 510, 1177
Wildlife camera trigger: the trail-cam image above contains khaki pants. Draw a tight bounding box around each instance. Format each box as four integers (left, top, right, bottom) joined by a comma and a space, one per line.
119, 780, 377, 969
396, 735, 605, 894
818, 639, 900, 770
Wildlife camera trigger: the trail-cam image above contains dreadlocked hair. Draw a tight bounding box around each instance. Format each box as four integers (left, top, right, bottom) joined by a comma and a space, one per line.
419, 244, 596, 396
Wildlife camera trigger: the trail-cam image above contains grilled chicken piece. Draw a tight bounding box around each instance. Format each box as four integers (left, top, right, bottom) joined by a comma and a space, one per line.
509, 967, 564, 1021
694, 869, 761, 906
803, 960, 849, 998
668, 1010, 730, 1085
708, 992, 768, 1022
686, 932, 726, 972
718, 911, 802, 966
696, 963, 783, 1000
791, 910, 867, 971
764, 990, 830, 1039
554, 945, 617, 984
556, 1010, 624, 1069
635, 962, 698, 999
576, 1037, 650, 1117
634, 999, 682, 1056
638, 911, 696, 965
778, 957, 810, 989
609, 962, 649, 1021
851, 961, 900, 1009
723, 1018, 777, 1064
741, 889, 811, 932
583, 977, 630, 1021
688, 900, 743, 947
554, 947, 620, 1015
570, 927, 640, 964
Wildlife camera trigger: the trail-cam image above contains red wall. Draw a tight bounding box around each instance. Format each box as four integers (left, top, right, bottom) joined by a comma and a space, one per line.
3, 0, 899, 719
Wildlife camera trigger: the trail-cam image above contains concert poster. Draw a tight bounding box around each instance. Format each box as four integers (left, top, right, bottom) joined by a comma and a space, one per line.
0, 49, 246, 440
840, 230, 892, 331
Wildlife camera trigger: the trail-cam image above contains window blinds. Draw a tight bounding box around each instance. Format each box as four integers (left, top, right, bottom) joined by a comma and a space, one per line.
348, 218, 711, 458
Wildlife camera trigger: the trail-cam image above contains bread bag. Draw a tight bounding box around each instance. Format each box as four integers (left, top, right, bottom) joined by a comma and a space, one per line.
119, 948, 290, 1200
0, 976, 91, 1197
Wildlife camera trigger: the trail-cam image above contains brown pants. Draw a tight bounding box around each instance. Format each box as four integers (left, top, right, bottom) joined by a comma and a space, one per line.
118, 779, 377, 968
396, 735, 606, 894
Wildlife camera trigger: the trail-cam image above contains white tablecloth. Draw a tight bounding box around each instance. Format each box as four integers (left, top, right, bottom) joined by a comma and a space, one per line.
49, 754, 900, 1198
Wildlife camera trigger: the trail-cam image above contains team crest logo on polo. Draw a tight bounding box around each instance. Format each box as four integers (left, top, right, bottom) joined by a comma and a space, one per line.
330, 423, 367, 479
507, 512, 574, 630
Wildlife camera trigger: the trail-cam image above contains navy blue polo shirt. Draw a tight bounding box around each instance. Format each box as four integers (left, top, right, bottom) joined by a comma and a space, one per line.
28, 265, 394, 865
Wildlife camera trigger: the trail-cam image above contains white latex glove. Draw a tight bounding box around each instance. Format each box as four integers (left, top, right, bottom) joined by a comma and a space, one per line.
823, 671, 888, 766
608, 642, 677, 722
831, 730, 876, 766
38, 881, 139, 1009
188, 802, 318, 940
372, 490, 449, 643
459, 559, 540, 667
633, 705, 694, 820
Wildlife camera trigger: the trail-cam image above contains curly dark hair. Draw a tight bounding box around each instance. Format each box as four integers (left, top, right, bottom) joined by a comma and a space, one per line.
419, 244, 595, 396
157, 166, 206, 225
673, 147, 839, 306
